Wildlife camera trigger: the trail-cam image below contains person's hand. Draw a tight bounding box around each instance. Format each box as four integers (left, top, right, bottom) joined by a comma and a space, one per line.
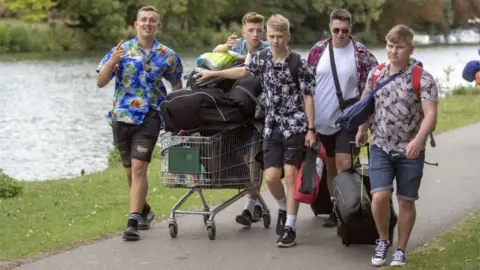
226, 33, 238, 49
355, 129, 368, 147
305, 131, 316, 147
195, 69, 215, 82
109, 40, 126, 66
406, 137, 424, 159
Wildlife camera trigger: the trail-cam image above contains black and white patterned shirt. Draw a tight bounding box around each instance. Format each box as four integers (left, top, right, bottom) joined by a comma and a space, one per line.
245, 50, 316, 139
367, 62, 438, 154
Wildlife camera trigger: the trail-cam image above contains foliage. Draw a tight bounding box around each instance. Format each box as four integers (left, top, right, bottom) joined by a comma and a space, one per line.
0, 169, 23, 198
0, 0, 479, 53
4, 0, 56, 23
0, 22, 85, 53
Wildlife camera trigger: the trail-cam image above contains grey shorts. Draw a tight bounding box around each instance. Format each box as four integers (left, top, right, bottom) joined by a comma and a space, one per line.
369, 144, 425, 201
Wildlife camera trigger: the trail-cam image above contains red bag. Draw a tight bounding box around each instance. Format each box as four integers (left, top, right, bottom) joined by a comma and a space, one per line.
294, 145, 327, 204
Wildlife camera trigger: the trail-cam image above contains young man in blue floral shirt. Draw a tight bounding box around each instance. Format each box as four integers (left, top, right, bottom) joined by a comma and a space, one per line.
197, 14, 316, 248
96, 6, 183, 241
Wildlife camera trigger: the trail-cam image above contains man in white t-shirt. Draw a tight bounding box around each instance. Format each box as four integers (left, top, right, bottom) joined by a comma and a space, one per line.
307, 9, 378, 227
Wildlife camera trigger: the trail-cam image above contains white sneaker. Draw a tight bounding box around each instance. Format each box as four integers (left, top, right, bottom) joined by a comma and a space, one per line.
390, 249, 407, 267
371, 239, 390, 267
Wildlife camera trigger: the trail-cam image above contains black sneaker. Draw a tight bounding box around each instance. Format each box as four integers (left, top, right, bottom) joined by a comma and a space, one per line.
123, 219, 140, 241
277, 226, 296, 248
276, 210, 287, 235
371, 239, 390, 266
138, 211, 155, 230
251, 205, 263, 223
235, 210, 253, 227
323, 212, 338, 228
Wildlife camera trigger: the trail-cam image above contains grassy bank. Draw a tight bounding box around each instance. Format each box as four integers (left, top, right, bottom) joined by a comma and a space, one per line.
386, 210, 480, 270
1, 86, 480, 264
0, 149, 237, 262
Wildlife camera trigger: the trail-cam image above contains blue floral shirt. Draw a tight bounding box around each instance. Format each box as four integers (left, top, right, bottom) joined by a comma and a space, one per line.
96, 37, 183, 125
231, 37, 270, 55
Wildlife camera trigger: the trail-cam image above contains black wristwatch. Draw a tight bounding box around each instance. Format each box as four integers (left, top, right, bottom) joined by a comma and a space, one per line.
308, 127, 315, 132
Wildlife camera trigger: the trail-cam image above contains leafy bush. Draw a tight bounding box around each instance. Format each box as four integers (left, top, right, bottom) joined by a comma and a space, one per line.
451, 86, 480, 96
0, 23, 85, 53
354, 31, 379, 46
0, 169, 23, 198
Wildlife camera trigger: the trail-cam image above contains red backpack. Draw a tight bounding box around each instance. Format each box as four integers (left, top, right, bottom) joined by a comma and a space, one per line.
371, 63, 423, 97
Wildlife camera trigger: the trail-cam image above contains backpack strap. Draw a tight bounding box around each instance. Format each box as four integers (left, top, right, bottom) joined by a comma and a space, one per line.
410, 64, 436, 147
286, 52, 301, 91
371, 63, 386, 89
411, 65, 423, 98
258, 48, 270, 75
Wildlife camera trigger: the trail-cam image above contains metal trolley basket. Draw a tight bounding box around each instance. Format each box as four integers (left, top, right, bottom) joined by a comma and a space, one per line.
159, 124, 271, 240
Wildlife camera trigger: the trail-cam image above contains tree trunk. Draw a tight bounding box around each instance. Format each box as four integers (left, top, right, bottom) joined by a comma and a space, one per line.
364, 9, 372, 33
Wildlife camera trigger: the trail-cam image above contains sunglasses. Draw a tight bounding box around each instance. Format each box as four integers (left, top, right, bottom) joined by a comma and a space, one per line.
332, 28, 350, 34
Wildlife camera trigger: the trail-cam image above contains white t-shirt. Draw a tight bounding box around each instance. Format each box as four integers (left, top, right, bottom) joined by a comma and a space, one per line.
314, 40, 359, 135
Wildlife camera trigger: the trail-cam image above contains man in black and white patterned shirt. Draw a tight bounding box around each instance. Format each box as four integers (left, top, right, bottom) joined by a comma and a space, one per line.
356, 25, 438, 267
196, 14, 316, 248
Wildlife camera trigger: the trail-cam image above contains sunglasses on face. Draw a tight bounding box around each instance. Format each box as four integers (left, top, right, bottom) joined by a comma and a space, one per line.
332, 28, 350, 34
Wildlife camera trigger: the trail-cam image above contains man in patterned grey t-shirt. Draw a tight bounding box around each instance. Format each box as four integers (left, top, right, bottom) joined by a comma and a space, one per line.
356, 25, 438, 267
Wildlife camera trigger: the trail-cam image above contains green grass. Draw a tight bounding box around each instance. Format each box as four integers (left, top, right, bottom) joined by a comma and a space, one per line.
385, 210, 480, 270
0, 86, 479, 264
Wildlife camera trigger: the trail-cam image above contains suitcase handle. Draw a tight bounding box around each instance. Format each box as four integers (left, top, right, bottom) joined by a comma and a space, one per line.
349, 141, 369, 169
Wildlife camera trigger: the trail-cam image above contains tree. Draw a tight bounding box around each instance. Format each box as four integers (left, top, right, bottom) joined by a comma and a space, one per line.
311, 0, 386, 33
4, 0, 56, 23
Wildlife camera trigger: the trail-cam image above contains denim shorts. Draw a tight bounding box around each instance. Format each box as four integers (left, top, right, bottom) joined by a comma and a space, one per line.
369, 144, 425, 201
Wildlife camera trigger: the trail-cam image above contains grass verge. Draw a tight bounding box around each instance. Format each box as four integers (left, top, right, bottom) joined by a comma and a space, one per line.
0, 149, 237, 262
385, 210, 480, 270
1, 86, 480, 264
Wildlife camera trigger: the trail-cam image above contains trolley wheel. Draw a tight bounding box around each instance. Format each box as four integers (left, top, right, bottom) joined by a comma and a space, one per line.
203, 215, 210, 225
207, 225, 216, 240
169, 222, 178, 238
262, 213, 271, 228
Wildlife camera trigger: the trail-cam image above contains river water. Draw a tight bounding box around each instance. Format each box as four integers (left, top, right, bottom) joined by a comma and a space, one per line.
0, 45, 478, 181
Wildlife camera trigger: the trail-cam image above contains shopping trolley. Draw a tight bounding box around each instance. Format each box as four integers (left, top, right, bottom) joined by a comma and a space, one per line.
159, 124, 271, 240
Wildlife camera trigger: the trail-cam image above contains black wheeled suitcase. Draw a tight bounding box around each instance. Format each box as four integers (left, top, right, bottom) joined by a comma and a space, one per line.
332, 143, 398, 247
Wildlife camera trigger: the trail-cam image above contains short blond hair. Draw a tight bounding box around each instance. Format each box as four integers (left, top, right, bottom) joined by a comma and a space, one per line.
386, 25, 415, 44
242, 12, 265, 26
137, 6, 159, 19
266, 14, 290, 33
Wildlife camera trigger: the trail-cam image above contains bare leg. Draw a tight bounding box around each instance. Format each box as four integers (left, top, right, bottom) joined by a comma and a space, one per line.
396, 198, 416, 251
371, 190, 391, 241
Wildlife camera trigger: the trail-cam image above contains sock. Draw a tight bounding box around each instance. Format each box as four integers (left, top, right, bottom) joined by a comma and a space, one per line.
128, 212, 141, 227
285, 214, 297, 230
141, 202, 151, 217
277, 198, 286, 211
244, 198, 256, 214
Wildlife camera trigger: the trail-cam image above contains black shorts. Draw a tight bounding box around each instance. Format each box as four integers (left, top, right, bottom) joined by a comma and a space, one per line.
111, 109, 161, 168
262, 128, 306, 170
318, 128, 359, 158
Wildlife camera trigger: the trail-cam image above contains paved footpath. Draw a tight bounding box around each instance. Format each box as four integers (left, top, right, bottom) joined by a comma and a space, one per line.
16, 124, 480, 270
